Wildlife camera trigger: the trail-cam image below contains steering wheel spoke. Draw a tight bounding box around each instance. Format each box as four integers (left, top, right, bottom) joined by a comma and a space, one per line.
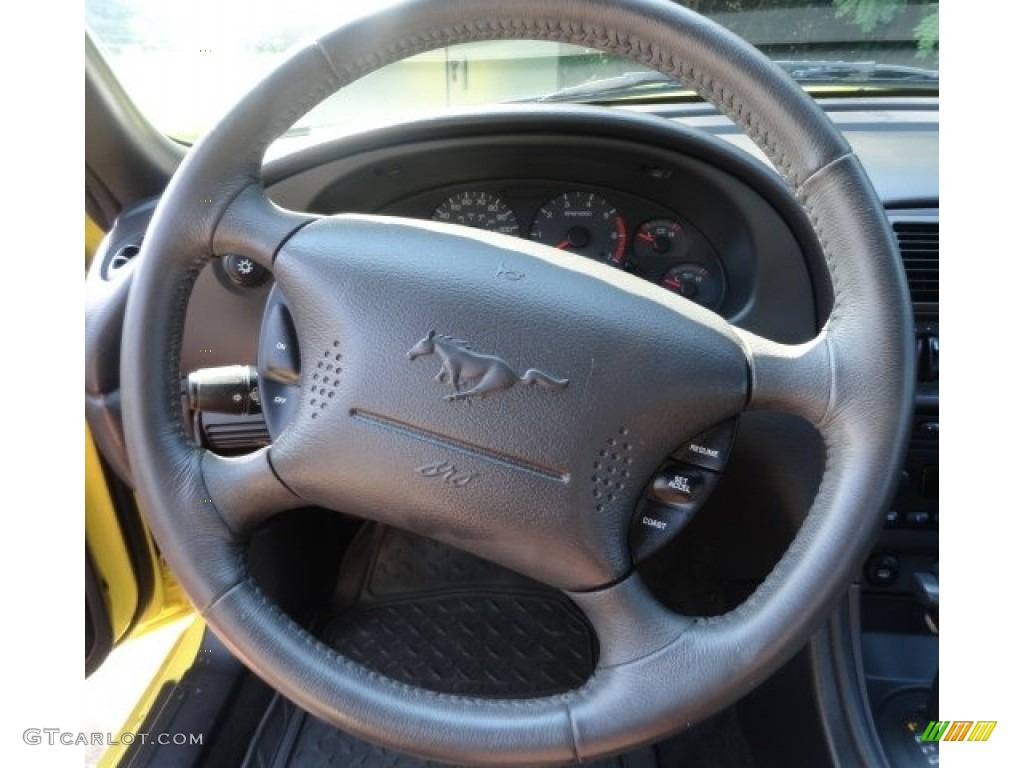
735, 327, 833, 425
200, 446, 301, 537
569, 573, 692, 668
212, 182, 317, 272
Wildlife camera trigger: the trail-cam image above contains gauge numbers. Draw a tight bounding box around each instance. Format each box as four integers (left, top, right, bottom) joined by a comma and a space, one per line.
427, 190, 726, 310
529, 191, 627, 265
634, 218, 688, 260
660, 263, 725, 309
432, 191, 520, 237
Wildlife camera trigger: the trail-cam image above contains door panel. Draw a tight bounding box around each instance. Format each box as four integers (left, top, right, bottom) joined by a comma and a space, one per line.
86, 426, 138, 651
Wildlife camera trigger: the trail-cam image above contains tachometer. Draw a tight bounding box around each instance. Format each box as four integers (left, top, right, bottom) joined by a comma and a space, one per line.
432, 191, 520, 236
529, 192, 627, 266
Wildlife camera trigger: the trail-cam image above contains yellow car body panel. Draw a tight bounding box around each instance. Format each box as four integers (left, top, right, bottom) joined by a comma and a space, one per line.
97, 618, 206, 768
86, 214, 104, 268
86, 426, 138, 642
86, 212, 192, 646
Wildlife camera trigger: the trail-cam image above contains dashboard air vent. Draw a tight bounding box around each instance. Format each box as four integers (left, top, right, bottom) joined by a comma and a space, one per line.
108, 243, 141, 274
893, 222, 938, 304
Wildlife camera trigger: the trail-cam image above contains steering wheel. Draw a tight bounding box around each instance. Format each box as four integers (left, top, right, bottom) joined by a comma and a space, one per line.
120, 0, 914, 763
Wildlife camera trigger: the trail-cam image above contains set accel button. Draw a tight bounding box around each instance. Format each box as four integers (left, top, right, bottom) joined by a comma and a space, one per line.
629, 420, 737, 565
650, 464, 707, 506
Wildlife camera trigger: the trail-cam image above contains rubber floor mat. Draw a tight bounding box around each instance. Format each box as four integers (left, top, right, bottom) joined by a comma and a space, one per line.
242, 526, 653, 768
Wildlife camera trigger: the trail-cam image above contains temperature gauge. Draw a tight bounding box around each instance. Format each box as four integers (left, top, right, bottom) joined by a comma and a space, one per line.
660, 263, 725, 309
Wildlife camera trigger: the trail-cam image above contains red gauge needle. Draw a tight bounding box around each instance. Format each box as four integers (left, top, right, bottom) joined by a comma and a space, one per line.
554, 239, 571, 250
664, 277, 682, 289
636, 232, 654, 243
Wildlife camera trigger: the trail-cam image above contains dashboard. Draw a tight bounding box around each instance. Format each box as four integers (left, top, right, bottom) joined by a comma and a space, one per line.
86, 98, 937, 486
262, 107, 833, 345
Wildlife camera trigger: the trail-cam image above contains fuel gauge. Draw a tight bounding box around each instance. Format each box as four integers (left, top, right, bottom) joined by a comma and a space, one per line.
634, 219, 688, 261
660, 263, 725, 309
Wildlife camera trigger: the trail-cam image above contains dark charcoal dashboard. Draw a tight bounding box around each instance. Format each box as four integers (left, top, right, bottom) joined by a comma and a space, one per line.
265, 108, 825, 344
85, 98, 938, 766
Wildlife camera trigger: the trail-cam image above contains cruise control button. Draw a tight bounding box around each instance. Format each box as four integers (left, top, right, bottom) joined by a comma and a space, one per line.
673, 420, 736, 472
630, 503, 695, 562
261, 302, 301, 384
650, 464, 707, 507
261, 380, 299, 437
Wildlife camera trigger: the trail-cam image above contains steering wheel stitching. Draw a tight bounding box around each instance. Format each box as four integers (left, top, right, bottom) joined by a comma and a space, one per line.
120, 0, 914, 763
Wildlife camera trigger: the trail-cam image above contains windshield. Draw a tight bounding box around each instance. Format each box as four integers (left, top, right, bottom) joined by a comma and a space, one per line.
86, 0, 938, 144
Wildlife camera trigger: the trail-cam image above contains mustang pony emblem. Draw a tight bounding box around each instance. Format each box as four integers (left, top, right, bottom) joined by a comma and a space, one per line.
407, 330, 569, 401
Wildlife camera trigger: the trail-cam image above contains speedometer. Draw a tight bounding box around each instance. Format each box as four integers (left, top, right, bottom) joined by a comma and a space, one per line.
529, 191, 627, 266
432, 191, 520, 237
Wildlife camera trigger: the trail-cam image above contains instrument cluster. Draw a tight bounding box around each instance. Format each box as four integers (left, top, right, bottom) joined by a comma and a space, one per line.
412, 185, 727, 311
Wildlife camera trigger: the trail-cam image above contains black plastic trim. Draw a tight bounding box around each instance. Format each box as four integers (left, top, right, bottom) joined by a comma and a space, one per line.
809, 587, 891, 768
85, 546, 113, 677
85, 33, 182, 228
100, 456, 157, 631
915, 386, 938, 411
118, 629, 243, 768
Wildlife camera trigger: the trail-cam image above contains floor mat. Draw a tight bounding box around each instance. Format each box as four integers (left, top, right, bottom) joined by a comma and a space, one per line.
242, 526, 757, 767
246, 691, 658, 768
323, 526, 597, 698
244, 526, 644, 767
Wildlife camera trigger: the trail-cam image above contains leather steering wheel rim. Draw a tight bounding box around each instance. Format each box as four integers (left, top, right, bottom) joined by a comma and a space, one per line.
120, 0, 915, 764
